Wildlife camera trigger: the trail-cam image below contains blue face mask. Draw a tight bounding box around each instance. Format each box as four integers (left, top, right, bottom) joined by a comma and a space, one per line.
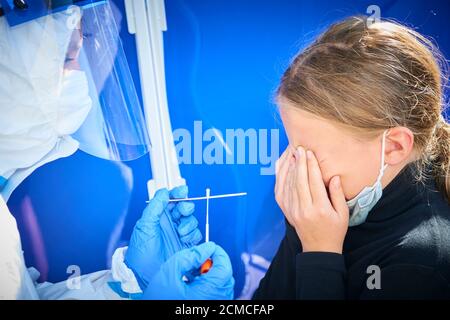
347, 131, 388, 227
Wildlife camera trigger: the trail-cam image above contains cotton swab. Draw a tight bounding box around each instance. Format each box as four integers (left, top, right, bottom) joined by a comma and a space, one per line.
146, 191, 247, 203
167, 192, 247, 202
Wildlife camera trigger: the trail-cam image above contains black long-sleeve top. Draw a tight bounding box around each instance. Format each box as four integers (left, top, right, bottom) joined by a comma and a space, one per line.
253, 165, 450, 299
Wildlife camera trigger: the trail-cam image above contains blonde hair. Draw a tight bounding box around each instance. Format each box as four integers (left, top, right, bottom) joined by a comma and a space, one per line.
277, 16, 450, 201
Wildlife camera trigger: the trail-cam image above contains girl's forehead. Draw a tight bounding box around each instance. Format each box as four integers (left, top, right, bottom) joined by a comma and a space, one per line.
281, 107, 345, 138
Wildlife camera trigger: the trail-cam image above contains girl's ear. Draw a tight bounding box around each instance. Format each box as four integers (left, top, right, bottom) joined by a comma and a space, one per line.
384, 127, 415, 166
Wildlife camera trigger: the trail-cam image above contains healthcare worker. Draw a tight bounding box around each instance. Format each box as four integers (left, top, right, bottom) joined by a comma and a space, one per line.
254, 16, 450, 299
0, 1, 234, 300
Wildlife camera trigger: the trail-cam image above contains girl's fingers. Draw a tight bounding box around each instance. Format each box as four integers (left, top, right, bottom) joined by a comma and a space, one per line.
282, 147, 292, 161
283, 158, 296, 225
289, 163, 299, 219
275, 146, 294, 176
306, 150, 331, 207
275, 148, 294, 212
275, 148, 292, 195
275, 147, 291, 175
329, 176, 349, 219
294, 147, 312, 207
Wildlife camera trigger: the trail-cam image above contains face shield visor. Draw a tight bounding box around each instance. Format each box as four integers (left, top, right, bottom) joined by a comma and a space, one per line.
0, 0, 151, 161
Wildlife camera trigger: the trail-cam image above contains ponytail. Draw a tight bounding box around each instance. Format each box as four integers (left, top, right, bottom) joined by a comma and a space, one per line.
430, 117, 450, 201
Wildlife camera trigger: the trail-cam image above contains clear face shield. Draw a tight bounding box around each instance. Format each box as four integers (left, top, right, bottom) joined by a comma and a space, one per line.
0, 0, 151, 161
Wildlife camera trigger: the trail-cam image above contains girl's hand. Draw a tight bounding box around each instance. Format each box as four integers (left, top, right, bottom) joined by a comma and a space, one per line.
275, 146, 349, 254
275, 146, 296, 226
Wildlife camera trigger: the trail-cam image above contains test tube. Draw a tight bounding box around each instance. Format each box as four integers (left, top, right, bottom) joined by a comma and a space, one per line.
205, 188, 210, 243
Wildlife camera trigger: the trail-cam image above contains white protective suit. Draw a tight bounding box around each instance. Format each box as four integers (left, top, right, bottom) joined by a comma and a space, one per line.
0, 12, 141, 299
0, 196, 140, 299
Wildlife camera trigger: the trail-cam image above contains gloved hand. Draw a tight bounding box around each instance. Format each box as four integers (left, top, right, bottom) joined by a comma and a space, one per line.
142, 242, 235, 300
125, 186, 202, 290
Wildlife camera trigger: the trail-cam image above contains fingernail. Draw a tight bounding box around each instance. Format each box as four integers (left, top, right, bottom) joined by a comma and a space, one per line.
306, 150, 313, 159
297, 147, 303, 157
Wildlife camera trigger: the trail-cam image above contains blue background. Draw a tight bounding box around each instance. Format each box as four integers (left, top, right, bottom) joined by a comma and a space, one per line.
8, 0, 450, 298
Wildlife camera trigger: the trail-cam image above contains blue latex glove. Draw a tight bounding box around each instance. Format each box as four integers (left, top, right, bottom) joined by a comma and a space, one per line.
125, 186, 202, 290
142, 242, 235, 300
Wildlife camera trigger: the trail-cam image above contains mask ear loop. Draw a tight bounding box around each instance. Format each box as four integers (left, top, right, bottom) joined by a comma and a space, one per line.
377, 130, 389, 182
